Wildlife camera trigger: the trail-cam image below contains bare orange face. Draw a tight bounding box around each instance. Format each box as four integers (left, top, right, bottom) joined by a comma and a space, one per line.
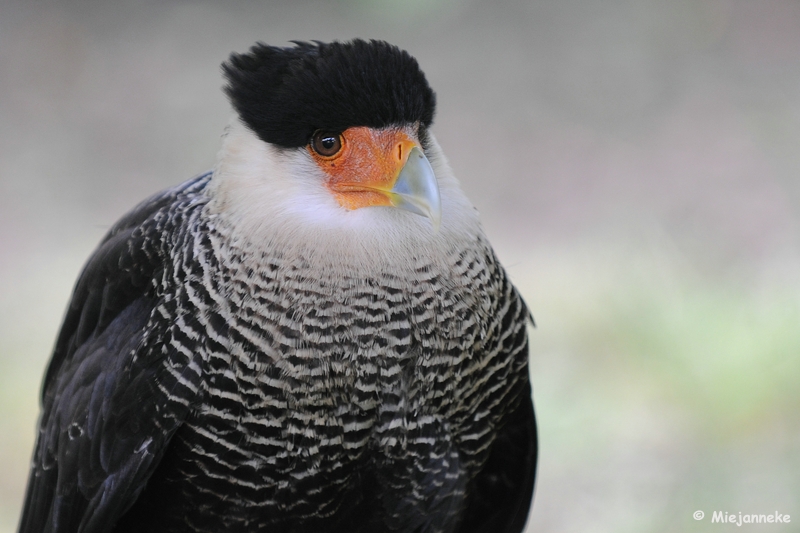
307, 126, 420, 210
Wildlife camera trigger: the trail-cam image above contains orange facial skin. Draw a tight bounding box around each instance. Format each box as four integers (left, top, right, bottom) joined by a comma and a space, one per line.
307, 126, 419, 210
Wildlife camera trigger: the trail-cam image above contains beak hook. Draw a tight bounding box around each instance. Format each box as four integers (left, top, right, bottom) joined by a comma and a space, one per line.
389, 147, 441, 230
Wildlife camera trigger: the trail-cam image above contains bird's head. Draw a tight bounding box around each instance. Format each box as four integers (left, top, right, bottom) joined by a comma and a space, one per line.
209, 40, 478, 263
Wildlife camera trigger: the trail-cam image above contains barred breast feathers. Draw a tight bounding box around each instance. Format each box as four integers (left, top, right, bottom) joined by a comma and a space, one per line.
205, 119, 484, 279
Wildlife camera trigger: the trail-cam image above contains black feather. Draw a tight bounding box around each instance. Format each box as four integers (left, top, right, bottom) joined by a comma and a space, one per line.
456, 384, 538, 533
18, 175, 211, 533
223, 39, 436, 147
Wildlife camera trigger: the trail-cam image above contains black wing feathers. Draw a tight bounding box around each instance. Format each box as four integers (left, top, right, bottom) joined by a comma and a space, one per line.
19, 174, 211, 533
457, 382, 538, 533
42, 187, 179, 400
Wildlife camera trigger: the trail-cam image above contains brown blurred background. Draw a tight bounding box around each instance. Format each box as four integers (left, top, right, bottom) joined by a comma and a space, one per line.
1, 0, 799, 531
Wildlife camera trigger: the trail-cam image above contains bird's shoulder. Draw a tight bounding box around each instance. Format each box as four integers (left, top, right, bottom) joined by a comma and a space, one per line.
42, 172, 212, 398
18, 172, 212, 533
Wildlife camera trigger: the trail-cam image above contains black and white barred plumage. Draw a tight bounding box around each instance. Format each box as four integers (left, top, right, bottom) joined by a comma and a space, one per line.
18, 40, 537, 533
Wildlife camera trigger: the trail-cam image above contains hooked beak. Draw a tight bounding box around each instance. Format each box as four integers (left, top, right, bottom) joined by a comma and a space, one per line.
387, 146, 441, 230
313, 126, 442, 230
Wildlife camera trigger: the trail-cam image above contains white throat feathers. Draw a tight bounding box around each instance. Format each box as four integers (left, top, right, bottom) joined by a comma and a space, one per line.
206, 119, 483, 276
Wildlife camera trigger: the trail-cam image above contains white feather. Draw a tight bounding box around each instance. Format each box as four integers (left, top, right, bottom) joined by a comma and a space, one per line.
205, 119, 483, 277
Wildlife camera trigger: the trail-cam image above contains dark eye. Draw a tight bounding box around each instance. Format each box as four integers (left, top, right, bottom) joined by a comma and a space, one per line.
311, 131, 343, 157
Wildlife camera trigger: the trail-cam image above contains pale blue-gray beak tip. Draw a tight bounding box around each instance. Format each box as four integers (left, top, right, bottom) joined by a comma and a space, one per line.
389, 147, 441, 231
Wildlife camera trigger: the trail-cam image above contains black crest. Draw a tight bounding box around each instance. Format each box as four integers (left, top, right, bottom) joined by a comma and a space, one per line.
222, 39, 437, 148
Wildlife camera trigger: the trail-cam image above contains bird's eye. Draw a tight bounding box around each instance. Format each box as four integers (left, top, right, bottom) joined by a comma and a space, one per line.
311, 131, 343, 157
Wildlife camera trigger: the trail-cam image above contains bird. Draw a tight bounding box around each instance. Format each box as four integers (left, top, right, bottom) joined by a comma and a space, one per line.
17, 39, 537, 533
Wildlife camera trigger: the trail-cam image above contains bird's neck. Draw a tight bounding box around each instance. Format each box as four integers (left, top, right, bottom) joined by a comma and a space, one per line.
203, 119, 484, 279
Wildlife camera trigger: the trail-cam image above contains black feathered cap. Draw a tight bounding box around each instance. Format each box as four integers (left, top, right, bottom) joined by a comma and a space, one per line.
222, 39, 436, 148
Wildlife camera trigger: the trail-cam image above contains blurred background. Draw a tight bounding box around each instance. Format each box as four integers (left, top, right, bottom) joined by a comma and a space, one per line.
1, 0, 799, 531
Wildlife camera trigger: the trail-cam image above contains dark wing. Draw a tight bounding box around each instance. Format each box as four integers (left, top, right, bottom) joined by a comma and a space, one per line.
457, 381, 537, 533
457, 277, 538, 533
18, 174, 212, 533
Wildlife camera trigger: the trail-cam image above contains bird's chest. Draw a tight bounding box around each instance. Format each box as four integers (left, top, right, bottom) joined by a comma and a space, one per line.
160, 244, 514, 529
198, 261, 491, 456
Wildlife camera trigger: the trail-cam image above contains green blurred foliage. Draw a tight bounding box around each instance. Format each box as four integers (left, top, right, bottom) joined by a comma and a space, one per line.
518, 245, 800, 531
